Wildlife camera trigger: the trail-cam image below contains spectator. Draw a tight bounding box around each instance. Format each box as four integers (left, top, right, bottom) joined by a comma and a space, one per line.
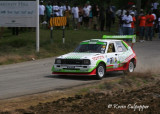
158, 14, 160, 39
129, 5, 137, 16
83, 4, 90, 28
106, 5, 113, 32
122, 11, 133, 35
92, 4, 99, 30
117, 8, 126, 35
72, 3, 79, 30
151, 0, 159, 14
116, 8, 126, 17
39, 1, 45, 23
53, 2, 59, 17
99, 6, 105, 31
145, 11, 155, 41
111, 4, 116, 24
138, 10, 146, 42
78, 6, 84, 28
86, 1, 92, 28
58, 2, 64, 17
46, 1, 52, 23
130, 12, 136, 35
63, 1, 71, 27
152, 11, 157, 37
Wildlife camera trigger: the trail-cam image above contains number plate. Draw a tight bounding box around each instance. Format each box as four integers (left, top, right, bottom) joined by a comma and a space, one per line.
67, 66, 75, 69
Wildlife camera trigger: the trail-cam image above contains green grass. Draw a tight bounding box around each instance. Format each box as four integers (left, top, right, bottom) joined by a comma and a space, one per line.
0, 27, 116, 65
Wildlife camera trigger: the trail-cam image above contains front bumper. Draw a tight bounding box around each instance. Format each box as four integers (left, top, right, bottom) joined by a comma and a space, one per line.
53, 68, 96, 76
52, 64, 96, 75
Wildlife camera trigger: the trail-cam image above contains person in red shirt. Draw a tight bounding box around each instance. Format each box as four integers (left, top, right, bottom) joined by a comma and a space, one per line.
130, 12, 136, 35
138, 10, 146, 42
145, 11, 154, 41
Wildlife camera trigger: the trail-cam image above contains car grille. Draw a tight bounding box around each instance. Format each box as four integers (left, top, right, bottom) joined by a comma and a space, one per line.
61, 59, 83, 65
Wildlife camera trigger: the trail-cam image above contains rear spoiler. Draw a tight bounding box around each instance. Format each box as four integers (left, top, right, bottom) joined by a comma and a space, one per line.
102, 35, 136, 48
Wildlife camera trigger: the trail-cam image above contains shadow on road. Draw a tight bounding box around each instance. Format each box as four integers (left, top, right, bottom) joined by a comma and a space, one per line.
44, 72, 123, 81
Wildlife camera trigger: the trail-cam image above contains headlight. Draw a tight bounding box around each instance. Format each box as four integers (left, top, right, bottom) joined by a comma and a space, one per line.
83, 59, 90, 65
55, 59, 62, 64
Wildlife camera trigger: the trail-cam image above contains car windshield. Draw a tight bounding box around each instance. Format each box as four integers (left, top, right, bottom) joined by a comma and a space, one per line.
74, 44, 107, 53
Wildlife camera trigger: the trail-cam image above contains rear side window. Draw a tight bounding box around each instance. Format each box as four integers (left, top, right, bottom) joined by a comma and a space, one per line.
115, 41, 127, 52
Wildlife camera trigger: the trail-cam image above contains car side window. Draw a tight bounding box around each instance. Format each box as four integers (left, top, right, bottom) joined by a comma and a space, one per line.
115, 41, 127, 52
107, 43, 116, 53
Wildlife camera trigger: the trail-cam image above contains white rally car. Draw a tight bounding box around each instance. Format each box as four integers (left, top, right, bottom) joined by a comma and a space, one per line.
52, 35, 137, 79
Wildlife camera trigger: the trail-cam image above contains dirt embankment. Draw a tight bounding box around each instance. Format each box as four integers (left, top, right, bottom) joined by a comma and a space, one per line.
0, 72, 160, 114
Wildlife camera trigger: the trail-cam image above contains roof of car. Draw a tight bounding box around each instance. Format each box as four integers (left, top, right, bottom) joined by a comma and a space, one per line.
81, 39, 122, 44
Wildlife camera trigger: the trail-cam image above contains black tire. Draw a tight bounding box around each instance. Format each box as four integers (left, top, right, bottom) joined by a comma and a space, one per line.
96, 63, 105, 80
124, 60, 135, 74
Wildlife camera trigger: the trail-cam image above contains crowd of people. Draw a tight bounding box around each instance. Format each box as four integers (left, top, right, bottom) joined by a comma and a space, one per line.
116, 0, 160, 42
39, 0, 160, 42
39, 1, 116, 31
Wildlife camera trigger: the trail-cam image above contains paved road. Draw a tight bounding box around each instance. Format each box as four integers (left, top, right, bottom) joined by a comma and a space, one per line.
0, 40, 160, 100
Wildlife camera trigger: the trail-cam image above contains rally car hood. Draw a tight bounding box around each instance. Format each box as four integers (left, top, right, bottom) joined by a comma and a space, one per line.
57, 52, 102, 59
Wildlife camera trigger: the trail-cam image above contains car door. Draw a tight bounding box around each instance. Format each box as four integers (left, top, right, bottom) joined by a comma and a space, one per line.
106, 42, 119, 71
115, 41, 128, 65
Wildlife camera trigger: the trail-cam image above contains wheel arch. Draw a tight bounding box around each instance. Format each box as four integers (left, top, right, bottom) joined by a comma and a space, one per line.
96, 60, 106, 69
131, 58, 136, 68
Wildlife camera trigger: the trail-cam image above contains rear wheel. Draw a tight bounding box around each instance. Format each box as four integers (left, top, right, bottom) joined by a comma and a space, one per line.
124, 61, 135, 74
96, 63, 105, 80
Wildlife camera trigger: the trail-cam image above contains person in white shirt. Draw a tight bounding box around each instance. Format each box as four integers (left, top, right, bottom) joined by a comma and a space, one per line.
152, 11, 157, 37
53, 2, 59, 17
72, 3, 79, 30
151, 1, 159, 15
39, 1, 45, 23
58, 2, 64, 17
63, 1, 71, 27
152, 1, 159, 10
158, 16, 160, 39
122, 11, 133, 35
116, 9, 127, 17
83, 4, 90, 28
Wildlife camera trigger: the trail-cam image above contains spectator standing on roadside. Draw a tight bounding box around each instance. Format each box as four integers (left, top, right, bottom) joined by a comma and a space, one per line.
151, 0, 159, 14
145, 11, 155, 41
39, 1, 45, 23
92, 4, 99, 30
152, 11, 157, 37
122, 11, 133, 35
116, 8, 126, 35
158, 14, 160, 39
63, 1, 71, 28
116, 8, 126, 17
86, 1, 92, 28
99, 6, 105, 31
83, 4, 90, 29
53, 2, 59, 17
138, 10, 146, 42
46, 1, 52, 24
78, 6, 84, 28
106, 5, 113, 32
58, 2, 64, 17
111, 5, 116, 24
130, 12, 136, 35
72, 3, 79, 30
129, 5, 137, 16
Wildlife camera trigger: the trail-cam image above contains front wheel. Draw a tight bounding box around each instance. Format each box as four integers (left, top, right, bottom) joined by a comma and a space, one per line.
96, 63, 105, 80
124, 61, 135, 74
